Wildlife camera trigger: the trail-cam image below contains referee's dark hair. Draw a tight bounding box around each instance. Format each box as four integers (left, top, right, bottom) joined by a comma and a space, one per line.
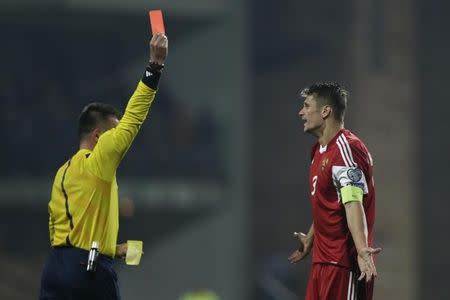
301, 82, 348, 122
78, 102, 121, 140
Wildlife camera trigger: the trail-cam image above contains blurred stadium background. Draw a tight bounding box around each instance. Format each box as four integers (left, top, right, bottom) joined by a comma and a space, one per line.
0, 0, 448, 299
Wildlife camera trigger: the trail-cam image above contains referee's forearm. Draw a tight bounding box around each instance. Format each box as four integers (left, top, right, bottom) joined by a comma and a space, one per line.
119, 63, 163, 126
119, 63, 163, 127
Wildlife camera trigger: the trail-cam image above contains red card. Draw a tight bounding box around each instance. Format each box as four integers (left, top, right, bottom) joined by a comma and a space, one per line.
149, 10, 165, 35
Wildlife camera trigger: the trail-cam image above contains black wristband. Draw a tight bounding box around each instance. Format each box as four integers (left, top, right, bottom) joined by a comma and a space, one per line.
141, 63, 164, 90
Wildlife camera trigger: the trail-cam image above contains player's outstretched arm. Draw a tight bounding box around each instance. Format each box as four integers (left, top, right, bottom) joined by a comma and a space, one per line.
288, 223, 314, 264
344, 201, 381, 282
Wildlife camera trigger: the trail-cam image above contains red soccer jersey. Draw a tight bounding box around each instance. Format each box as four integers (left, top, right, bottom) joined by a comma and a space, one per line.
309, 128, 375, 270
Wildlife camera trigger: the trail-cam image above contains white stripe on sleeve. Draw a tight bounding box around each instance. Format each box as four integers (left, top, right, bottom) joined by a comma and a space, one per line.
341, 135, 358, 167
337, 136, 352, 167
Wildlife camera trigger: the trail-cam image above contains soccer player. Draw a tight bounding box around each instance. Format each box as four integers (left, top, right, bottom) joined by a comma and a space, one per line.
39, 33, 168, 300
288, 83, 381, 300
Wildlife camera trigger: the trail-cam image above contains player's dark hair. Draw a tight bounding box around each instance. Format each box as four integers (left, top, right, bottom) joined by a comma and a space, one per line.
301, 82, 348, 122
78, 102, 121, 139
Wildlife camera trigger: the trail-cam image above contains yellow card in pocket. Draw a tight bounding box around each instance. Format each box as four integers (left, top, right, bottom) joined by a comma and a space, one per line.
126, 240, 143, 266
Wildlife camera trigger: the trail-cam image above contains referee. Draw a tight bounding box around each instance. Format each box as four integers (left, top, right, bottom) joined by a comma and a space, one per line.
39, 33, 168, 300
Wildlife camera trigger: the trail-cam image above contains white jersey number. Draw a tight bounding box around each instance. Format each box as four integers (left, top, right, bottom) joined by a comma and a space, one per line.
311, 175, 318, 196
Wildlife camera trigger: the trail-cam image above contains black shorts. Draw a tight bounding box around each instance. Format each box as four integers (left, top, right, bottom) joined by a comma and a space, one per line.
39, 246, 120, 300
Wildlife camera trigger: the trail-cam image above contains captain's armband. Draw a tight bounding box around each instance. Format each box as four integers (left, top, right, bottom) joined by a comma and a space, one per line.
341, 185, 363, 204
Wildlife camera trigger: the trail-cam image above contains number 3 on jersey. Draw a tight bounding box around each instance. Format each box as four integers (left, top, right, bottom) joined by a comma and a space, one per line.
311, 175, 318, 196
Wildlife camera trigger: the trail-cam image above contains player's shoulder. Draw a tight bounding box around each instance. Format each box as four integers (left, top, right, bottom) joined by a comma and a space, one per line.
330, 129, 371, 167
341, 129, 369, 153
311, 142, 319, 153
310, 142, 319, 160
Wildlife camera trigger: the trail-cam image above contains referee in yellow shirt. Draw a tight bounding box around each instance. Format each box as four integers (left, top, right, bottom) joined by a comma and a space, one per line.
39, 33, 168, 300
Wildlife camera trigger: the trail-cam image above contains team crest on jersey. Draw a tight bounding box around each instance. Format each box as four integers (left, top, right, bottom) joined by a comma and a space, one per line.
321, 158, 329, 171
347, 168, 363, 182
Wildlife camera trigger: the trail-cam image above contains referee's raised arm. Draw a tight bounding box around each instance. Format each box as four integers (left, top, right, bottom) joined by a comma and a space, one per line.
87, 33, 168, 182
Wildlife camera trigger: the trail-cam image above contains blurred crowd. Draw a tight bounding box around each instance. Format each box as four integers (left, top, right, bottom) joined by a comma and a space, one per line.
0, 53, 224, 180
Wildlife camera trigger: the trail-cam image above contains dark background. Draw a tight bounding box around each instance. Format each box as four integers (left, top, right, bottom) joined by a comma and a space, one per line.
1, 0, 448, 299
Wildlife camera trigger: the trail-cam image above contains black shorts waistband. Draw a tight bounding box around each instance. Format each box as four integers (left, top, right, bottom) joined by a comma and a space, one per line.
52, 245, 114, 262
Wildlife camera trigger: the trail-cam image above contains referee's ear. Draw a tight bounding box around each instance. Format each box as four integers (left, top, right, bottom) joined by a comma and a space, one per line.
93, 128, 101, 143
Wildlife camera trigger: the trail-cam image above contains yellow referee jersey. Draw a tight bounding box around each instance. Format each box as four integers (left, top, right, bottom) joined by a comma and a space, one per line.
48, 81, 156, 257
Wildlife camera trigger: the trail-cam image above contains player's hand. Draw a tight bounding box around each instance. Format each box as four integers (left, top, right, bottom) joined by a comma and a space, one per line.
357, 246, 382, 282
149, 33, 168, 65
288, 232, 312, 264
115, 243, 128, 259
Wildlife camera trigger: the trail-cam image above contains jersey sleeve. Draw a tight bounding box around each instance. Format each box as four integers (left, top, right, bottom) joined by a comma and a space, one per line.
332, 136, 370, 195
86, 81, 157, 181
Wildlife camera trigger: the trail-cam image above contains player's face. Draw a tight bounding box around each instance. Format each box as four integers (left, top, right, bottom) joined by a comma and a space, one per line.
298, 95, 324, 134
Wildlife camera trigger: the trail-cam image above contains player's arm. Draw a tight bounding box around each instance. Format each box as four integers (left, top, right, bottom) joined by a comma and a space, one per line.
333, 143, 381, 281
301, 223, 314, 249
288, 223, 314, 264
335, 155, 381, 282
87, 34, 168, 181
344, 196, 381, 282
